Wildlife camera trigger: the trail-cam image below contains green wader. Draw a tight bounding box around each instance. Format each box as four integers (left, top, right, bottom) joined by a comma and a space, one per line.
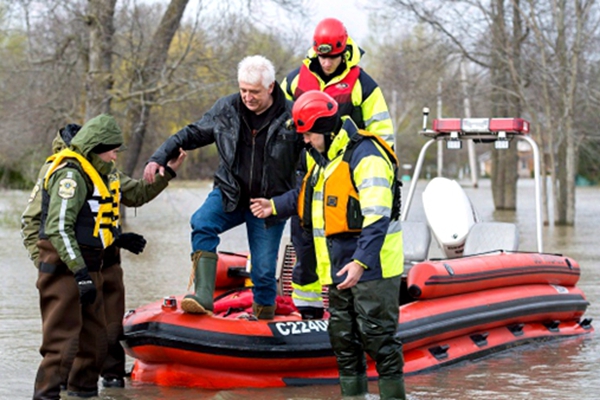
181, 251, 218, 314
328, 276, 404, 398
339, 374, 369, 396
379, 376, 407, 400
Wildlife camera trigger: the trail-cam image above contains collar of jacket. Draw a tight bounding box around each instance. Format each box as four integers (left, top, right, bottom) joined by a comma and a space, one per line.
88, 152, 115, 176
326, 117, 359, 161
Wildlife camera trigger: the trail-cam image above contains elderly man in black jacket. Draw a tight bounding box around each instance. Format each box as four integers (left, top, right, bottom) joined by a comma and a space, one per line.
144, 55, 303, 320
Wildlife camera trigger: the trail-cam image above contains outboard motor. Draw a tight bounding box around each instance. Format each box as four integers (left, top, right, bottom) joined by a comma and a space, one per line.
422, 177, 479, 258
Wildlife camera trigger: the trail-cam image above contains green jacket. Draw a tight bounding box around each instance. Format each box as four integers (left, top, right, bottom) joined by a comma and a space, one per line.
23, 114, 173, 269
21, 131, 70, 264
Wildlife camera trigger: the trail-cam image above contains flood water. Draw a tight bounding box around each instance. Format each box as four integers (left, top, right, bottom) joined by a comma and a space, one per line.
1, 178, 598, 400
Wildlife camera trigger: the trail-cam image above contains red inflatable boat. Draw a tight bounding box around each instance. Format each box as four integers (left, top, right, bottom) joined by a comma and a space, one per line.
122, 116, 594, 389
122, 249, 593, 389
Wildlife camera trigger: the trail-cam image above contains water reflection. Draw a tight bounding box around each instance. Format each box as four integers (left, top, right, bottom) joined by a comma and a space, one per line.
1, 179, 598, 399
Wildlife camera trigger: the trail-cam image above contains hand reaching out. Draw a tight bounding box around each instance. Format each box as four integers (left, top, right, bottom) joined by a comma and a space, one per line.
143, 162, 162, 184
144, 148, 187, 183
167, 148, 187, 172
250, 198, 273, 219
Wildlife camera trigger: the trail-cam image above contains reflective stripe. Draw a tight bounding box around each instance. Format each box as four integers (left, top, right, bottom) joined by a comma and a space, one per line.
88, 198, 100, 213
292, 298, 324, 307
357, 177, 390, 191
293, 288, 323, 300
292, 288, 324, 307
313, 191, 323, 201
292, 282, 324, 307
388, 219, 402, 234
379, 134, 396, 145
313, 228, 326, 238
58, 171, 77, 260
365, 110, 391, 126
362, 205, 391, 217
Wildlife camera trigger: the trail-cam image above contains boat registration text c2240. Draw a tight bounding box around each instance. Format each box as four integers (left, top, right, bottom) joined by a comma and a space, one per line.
272, 320, 329, 336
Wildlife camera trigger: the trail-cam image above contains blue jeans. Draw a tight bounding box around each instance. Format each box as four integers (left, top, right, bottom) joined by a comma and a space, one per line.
190, 188, 286, 306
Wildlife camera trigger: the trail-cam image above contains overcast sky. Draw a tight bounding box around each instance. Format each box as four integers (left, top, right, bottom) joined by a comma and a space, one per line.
182, 0, 371, 45
308, 0, 369, 42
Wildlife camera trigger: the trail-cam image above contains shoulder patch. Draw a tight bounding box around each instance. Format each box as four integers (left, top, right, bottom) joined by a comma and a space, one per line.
58, 178, 77, 199
28, 181, 41, 203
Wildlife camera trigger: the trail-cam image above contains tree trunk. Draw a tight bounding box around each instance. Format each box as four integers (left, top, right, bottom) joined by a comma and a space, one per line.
553, 0, 582, 226
490, 0, 518, 210
122, 0, 190, 177
85, 0, 117, 120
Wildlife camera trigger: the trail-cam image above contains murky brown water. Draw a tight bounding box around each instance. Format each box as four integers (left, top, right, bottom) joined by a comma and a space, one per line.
1, 179, 598, 399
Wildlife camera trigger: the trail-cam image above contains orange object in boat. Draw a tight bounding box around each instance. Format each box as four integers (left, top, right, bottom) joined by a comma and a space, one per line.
407, 251, 580, 299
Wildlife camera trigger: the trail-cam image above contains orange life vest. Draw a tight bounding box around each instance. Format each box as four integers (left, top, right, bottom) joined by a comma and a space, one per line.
298, 130, 400, 237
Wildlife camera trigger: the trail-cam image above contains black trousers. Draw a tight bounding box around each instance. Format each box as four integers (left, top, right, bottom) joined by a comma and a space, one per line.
327, 276, 404, 378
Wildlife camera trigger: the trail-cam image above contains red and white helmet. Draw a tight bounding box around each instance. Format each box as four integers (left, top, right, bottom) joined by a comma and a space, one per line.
313, 18, 348, 56
292, 91, 339, 133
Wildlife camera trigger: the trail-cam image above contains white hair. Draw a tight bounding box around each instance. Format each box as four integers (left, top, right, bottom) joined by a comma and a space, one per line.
237, 55, 276, 89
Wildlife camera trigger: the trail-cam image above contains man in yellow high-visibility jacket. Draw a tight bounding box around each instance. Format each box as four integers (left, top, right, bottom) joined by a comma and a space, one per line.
250, 91, 406, 400
281, 18, 394, 320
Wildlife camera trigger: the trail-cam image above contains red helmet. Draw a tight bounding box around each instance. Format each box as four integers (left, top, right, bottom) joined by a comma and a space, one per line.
292, 91, 339, 133
313, 18, 348, 56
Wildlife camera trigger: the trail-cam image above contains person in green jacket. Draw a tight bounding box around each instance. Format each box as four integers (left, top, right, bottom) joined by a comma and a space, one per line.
22, 124, 81, 265
30, 114, 185, 399
23, 123, 184, 392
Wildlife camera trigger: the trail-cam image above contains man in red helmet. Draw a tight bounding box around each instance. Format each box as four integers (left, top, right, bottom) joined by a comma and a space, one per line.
282, 18, 393, 144
250, 91, 405, 399
281, 17, 395, 321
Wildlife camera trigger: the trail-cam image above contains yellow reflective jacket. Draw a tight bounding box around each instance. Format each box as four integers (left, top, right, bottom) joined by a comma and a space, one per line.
281, 36, 395, 147
277, 119, 404, 285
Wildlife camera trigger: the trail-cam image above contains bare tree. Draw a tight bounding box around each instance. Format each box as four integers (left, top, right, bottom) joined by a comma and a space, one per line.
489, 0, 519, 210
120, 0, 190, 177
0, 0, 87, 182
360, 22, 463, 169
377, 0, 600, 225
375, 0, 524, 208
85, 0, 116, 119
0, 0, 311, 187
512, 0, 597, 225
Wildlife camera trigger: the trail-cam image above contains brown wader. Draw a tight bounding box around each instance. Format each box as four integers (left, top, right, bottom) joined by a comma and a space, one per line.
69, 245, 126, 387
99, 260, 126, 382
34, 241, 107, 400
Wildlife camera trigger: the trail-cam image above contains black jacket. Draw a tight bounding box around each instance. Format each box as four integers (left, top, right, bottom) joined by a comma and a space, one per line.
149, 84, 304, 212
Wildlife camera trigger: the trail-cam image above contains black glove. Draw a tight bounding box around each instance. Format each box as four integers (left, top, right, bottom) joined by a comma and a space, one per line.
114, 232, 147, 254
74, 268, 97, 305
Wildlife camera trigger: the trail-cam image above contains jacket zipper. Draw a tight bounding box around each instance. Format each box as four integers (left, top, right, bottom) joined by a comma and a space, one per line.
249, 123, 268, 195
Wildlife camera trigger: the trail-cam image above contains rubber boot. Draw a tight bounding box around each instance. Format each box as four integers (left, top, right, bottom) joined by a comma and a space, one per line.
339, 374, 368, 397
181, 251, 218, 314
378, 377, 406, 400
252, 302, 276, 320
